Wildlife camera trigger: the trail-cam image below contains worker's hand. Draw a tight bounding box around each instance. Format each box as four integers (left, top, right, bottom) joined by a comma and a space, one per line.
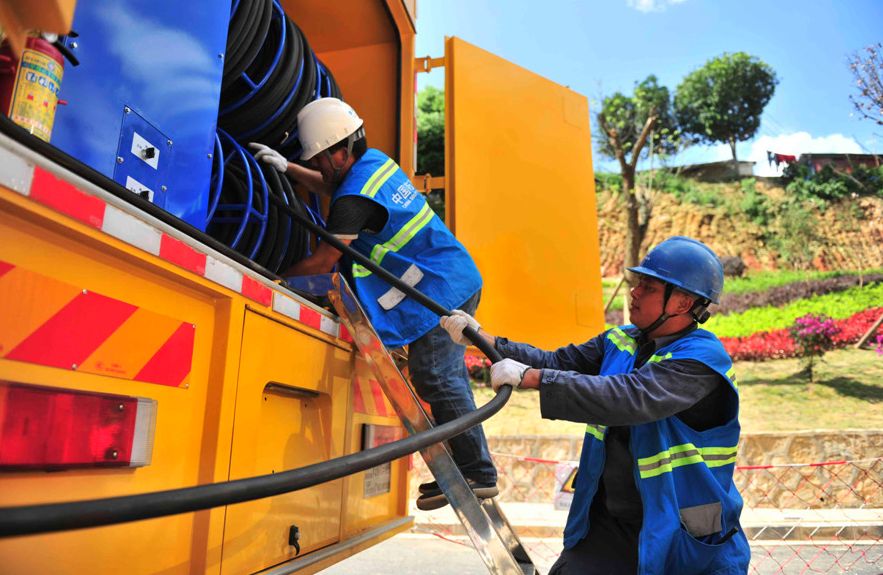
490, 358, 530, 392
439, 309, 480, 346
248, 143, 289, 173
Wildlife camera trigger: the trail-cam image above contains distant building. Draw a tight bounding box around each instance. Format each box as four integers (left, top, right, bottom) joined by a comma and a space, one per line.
668, 160, 755, 182
798, 153, 880, 174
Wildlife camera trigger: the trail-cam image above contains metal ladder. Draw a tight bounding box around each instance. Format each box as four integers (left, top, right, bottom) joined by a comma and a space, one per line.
290, 273, 539, 575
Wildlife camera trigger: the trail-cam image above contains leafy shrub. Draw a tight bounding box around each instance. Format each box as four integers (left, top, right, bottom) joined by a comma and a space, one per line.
723, 269, 873, 295
789, 314, 840, 381
595, 173, 623, 194
721, 306, 883, 362
738, 178, 774, 226
706, 282, 883, 338
783, 162, 883, 202
767, 199, 819, 269
645, 171, 724, 207
715, 273, 883, 316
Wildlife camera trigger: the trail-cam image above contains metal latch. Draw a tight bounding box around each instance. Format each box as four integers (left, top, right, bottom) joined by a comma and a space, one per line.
288, 524, 301, 556
415, 55, 445, 73
411, 174, 445, 193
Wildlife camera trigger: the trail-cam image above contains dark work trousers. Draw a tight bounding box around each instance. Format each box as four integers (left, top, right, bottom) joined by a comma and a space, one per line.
406, 289, 497, 485
549, 337, 657, 574
549, 497, 642, 575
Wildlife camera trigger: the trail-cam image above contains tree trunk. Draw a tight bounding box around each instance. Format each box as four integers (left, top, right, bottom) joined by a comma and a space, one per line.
729, 137, 739, 179
623, 169, 642, 273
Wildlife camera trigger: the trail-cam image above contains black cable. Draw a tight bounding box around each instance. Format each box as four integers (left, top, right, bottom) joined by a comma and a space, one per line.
222, 0, 272, 90
266, 192, 501, 362
0, 384, 511, 537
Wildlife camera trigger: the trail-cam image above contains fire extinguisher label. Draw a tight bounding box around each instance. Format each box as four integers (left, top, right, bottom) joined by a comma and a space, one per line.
9, 49, 64, 142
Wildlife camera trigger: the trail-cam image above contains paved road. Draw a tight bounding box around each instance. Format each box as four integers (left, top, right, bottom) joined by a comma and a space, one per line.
317, 533, 883, 575
317, 533, 495, 575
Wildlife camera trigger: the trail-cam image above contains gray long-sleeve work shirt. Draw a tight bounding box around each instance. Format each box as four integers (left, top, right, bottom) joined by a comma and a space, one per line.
495, 325, 734, 519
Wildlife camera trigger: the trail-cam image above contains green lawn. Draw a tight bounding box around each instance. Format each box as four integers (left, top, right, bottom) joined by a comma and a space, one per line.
474, 348, 883, 436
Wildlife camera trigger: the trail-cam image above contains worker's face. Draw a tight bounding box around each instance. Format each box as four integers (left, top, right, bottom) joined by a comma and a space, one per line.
309, 148, 347, 184
628, 275, 666, 329
629, 275, 695, 329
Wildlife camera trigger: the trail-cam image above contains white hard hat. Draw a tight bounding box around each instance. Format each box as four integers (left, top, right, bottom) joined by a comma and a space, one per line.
297, 98, 365, 161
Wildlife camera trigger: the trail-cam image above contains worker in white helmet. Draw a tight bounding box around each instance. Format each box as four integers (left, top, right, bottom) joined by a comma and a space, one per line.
249, 98, 496, 511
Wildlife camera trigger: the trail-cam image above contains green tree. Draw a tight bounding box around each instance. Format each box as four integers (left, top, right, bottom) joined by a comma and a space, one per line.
596, 75, 679, 271
416, 86, 445, 218
674, 52, 778, 173
848, 42, 883, 126
416, 86, 445, 177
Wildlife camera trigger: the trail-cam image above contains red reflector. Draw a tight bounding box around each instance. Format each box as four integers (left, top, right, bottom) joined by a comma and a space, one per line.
0, 382, 156, 470
361, 424, 403, 450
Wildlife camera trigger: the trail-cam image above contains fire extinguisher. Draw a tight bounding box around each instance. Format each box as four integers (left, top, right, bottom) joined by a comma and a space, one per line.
0, 32, 78, 142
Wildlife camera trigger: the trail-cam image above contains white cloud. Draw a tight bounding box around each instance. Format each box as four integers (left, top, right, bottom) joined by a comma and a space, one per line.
626, 0, 688, 13
747, 132, 863, 177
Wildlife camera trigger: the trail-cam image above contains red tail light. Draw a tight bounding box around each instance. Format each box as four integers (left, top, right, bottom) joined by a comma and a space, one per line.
0, 382, 156, 470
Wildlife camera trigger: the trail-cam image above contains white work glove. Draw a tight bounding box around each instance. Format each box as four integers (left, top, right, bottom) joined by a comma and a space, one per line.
439, 309, 480, 346
248, 142, 289, 173
490, 358, 531, 392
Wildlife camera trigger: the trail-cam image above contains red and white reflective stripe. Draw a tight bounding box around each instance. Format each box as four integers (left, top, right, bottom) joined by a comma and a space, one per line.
271, 292, 340, 339
0, 145, 344, 341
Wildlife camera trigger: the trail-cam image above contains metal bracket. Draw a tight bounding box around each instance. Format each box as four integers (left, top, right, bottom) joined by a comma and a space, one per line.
415, 55, 446, 73
411, 174, 445, 193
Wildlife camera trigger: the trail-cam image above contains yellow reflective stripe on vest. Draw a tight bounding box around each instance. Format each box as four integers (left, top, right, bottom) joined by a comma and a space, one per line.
637, 443, 738, 479
726, 367, 738, 389
648, 352, 673, 363
369, 202, 434, 266
606, 327, 637, 354
359, 158, 397, 198
585, 424, 607, 441
349, 203, 435, 279
352, 262, 372, 278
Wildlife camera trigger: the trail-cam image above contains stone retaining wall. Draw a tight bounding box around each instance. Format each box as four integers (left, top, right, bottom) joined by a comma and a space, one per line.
463, 431, 883, 504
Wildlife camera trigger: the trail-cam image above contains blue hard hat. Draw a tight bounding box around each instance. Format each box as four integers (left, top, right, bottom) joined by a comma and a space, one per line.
627, 236, 724, 304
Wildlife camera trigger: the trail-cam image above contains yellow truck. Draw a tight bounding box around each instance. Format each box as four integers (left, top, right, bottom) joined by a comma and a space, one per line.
0, 1, 603, 573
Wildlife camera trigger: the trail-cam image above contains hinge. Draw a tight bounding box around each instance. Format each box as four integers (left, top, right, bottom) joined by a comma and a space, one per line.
415, 55, 445, 74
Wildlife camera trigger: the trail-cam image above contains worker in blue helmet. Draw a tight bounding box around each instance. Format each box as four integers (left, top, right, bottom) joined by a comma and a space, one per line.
441, 236, 750, 575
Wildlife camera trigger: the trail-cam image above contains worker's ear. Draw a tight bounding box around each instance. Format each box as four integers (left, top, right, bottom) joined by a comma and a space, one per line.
673, 292, 696, 314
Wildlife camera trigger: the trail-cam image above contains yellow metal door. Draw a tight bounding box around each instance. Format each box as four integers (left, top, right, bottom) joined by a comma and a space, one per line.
445, 37, 605, 348
221, 310, 352, 575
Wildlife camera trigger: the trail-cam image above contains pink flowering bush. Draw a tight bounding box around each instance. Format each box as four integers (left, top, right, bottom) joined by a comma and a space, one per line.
789, 314, 841, 382
876, 334, 883, 356
721, 307, 883, 362
465, 353, 491, 386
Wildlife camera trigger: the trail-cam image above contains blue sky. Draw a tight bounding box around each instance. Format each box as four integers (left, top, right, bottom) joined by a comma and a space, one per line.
414, 0, 882, 176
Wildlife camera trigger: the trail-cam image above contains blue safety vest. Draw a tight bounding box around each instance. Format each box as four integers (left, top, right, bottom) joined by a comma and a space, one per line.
563, 325, 751, 575
332, 149, 482, 348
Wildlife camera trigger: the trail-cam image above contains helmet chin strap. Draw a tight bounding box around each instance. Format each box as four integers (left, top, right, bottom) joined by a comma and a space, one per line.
323, 128, 365, 183
639, 284, 712, 339
639, 283, 676, 339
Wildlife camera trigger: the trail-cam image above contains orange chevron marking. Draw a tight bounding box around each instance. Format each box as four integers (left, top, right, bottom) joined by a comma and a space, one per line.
0, 261, 194, 386
78, 308, 183, 379
0, 262, 81, 357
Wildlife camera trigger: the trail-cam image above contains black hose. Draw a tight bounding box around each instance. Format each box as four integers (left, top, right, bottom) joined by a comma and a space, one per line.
267, 192, 502, 362
0, 384, 510, 537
